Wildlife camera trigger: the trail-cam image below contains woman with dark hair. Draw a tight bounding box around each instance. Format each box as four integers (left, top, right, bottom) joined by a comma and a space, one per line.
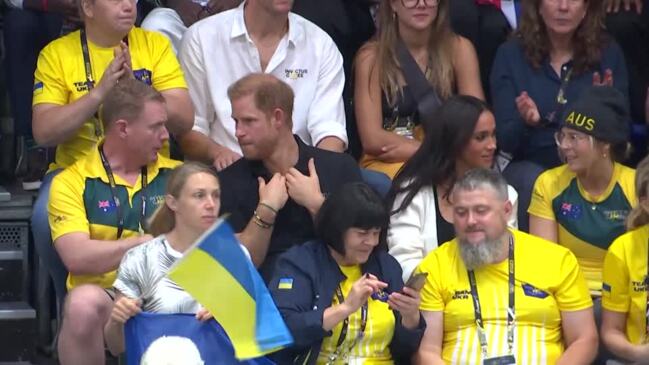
601, 156, 649, 363
529, 86, 636, 298
269, 182, 425, 365
491, 0, 629, 168
386, 95, 518, 280
354, 0, 483, 179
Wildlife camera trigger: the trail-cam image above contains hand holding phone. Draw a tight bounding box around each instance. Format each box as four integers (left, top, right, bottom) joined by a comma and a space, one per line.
405, 272, 428, 292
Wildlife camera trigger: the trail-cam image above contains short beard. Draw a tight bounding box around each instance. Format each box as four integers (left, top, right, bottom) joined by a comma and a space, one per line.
459, 232, 508, 270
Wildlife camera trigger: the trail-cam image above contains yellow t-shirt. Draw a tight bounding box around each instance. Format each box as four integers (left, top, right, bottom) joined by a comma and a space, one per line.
602, 226, 649, 345
528, 163, 636, 295
33, 27, 186, 171
317, 265, 395, 364
48, 144, 181, 289
416, 229, 592, 365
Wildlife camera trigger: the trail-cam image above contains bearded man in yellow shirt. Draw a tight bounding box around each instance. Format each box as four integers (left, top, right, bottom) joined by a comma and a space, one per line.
415, 168, 598, 365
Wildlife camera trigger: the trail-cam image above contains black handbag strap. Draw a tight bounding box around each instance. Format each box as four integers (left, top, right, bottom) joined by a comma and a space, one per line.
396, 40, 435, 101
396, 40, 441, 118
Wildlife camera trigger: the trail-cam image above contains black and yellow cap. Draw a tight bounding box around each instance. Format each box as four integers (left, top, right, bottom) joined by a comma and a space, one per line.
561, 86, 630, 144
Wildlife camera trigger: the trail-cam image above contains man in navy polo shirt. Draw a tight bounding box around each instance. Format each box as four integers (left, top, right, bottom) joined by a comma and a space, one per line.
218, 73, 362, 280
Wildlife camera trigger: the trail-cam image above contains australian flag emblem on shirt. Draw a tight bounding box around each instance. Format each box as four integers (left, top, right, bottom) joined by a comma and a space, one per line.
559, 202, 582, 219
98, 200, 116, 213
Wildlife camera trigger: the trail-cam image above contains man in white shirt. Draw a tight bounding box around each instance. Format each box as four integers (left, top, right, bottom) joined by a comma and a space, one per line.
178, 0, 348, 171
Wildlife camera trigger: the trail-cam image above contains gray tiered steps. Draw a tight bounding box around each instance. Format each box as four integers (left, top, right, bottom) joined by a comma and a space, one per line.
0, 187, 37, 363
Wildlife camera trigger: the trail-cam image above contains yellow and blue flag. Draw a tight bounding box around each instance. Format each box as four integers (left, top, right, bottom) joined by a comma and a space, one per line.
167, 220, 293, 360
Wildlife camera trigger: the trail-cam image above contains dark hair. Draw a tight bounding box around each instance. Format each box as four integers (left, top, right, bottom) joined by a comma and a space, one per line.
516, 0, 607, 75
387, 95, 491, 215
315, 182, 389, 255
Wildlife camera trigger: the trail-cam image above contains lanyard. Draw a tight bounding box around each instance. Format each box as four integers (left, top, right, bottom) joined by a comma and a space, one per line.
98, 144, 148, 239
327, 285, 368, 364
467, 235, 515, 359
80, 28, 129, 139
542, 64, 573, 127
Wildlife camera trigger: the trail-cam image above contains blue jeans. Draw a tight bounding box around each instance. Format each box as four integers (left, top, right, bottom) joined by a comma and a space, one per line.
360, 168, 391, 198
31, 169, 67, 302
3, 9, 62, 138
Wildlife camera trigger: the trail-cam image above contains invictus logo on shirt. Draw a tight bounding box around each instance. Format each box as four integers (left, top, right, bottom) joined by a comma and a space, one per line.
452, 290, 470, 300
631, 280, 648, 293
149, 195, 165, 207
284, 68, 308, 80
564, 111, 595, 131
603, 209, 629, 221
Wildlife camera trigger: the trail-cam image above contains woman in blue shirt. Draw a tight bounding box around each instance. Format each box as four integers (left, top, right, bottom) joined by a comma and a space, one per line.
490, 0, 629, 169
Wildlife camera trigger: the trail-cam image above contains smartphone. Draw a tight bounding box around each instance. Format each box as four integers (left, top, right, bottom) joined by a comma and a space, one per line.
405, 272, 428, 291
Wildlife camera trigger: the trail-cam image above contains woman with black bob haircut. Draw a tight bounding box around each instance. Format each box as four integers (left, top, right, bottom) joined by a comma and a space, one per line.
269, 182, 425, 365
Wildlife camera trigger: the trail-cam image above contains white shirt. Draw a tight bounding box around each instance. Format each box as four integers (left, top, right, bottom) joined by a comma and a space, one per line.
179, 1, 348, 153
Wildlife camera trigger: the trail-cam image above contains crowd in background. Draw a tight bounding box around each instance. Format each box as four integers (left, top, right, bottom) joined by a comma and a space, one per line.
2, 0, 649, 363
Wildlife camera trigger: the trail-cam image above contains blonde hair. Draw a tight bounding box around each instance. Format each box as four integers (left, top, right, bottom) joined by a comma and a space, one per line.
366, 0, 456, 106
626, 156, 649, 230
148, 162, 217, 236
227, 73, 295, 127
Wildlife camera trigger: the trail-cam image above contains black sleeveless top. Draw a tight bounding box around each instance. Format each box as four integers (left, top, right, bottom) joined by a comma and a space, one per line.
433, 186, 455, 245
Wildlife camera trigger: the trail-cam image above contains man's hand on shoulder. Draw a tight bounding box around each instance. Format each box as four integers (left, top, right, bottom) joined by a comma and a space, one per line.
211, 145, 242, 171
286, 158, 325, 216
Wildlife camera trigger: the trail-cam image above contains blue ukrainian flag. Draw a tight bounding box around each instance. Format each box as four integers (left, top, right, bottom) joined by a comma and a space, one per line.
125, 312, 275, 365
167, 220, 293, 359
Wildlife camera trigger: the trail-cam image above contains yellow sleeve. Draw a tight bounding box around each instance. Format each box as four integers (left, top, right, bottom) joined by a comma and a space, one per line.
48, 170, 90, 241
149, 32, 187, 91
527, 171, 556, 221
554, 250, 593, 311
601, 237, 631, 313
417, 252, 445, 312
33, 43, 69, 106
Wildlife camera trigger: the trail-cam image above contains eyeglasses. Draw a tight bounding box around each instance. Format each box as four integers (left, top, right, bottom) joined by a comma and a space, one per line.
401, 0, 439, 9
554, 131, 592, 147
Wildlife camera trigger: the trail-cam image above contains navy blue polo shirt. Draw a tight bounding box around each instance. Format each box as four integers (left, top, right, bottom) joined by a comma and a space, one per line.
217, 135, 363, 279
490, 38, 629, 168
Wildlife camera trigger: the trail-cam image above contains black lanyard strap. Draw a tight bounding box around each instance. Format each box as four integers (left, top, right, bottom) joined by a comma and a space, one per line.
467, 235, 515, 358
98, 144, 148, 239
541, 64, 573, 127
327, 285, 368, 364
80, 28, 130, 139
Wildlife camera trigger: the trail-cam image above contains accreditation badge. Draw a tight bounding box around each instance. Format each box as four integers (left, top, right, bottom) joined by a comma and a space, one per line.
483, 355, 516, 365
